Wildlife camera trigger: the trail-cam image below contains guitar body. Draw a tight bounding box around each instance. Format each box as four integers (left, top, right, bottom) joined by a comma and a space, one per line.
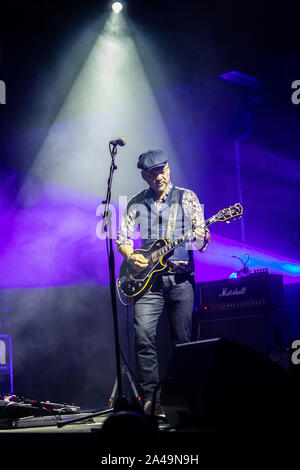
118, 239, 173, 298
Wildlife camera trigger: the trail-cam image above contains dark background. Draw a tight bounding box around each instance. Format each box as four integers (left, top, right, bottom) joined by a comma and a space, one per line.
1, 0, 299, 256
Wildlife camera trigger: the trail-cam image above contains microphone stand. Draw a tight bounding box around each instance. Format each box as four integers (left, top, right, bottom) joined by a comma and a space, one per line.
57, 142, 129, 428
231, 254, 250, 277
101, 142, 127, 408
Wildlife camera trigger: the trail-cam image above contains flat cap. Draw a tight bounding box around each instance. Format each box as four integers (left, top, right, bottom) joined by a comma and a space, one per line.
137, 150, 168, 171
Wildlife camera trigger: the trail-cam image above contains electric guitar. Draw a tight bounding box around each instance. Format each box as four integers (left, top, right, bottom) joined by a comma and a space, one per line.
117, 203, 243, 299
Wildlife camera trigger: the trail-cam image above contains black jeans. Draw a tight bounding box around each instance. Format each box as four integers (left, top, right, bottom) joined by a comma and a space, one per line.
134, 273, 194, 403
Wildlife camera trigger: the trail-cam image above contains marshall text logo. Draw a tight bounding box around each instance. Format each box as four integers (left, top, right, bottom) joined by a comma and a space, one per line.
219, 287, 247, 297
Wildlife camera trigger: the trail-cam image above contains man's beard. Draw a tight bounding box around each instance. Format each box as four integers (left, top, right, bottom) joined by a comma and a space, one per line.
155, 181, 167, 192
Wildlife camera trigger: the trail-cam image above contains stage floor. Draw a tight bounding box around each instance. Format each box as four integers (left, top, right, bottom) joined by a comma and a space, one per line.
0, 411, 296, 467
0, 414, 219, 466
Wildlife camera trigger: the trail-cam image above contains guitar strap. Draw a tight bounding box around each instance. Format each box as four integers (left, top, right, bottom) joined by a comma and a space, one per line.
165, 187, 180, 240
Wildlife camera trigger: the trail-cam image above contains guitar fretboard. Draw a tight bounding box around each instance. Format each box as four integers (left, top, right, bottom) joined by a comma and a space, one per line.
151, 203, 243, 261
156, 216, 216, 259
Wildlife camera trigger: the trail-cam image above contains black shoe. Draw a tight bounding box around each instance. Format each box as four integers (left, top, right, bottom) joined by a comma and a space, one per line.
143, 400, 166, 418
154, 402, 166, 418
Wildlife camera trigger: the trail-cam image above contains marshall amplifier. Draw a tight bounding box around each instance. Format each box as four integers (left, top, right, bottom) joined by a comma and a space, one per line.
196, 273, 288, 356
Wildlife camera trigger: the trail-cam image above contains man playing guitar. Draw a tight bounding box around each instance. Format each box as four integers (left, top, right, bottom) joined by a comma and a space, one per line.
116, 149, 210, 417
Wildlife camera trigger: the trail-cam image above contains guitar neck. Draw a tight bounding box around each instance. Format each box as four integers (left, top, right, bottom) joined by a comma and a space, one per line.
157, 216, 215, 258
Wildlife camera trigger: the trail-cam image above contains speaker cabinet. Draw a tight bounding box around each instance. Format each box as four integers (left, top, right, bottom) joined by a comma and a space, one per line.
198, 311, 268, 355
197, 308, 289, 357
160, 338, 295, 430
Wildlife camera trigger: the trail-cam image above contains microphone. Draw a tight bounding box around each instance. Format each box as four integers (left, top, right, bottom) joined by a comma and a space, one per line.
109, 138, 126, 146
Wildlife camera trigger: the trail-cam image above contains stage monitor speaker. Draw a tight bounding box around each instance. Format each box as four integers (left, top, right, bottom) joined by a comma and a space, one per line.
160, 337, 296, 431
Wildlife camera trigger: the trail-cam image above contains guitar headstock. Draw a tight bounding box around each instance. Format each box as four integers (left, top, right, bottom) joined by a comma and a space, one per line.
215, 203, 243, 223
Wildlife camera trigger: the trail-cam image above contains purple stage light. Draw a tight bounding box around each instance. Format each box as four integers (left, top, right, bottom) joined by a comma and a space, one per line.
0, 175, 298, 288
218, 70, 263, 91
194, 233, 300, 285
